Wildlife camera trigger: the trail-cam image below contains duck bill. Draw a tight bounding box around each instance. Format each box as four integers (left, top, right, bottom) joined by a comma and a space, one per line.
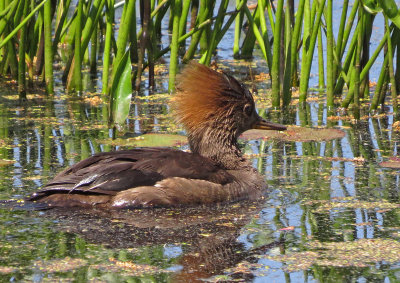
253, 118, 287, 131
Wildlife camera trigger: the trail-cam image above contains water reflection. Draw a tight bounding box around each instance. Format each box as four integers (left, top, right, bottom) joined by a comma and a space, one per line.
0, 86, 399, 282
42, 201, 280, 281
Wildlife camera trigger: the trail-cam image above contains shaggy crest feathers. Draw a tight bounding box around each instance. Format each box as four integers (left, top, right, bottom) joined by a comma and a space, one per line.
171, 62, 253, 134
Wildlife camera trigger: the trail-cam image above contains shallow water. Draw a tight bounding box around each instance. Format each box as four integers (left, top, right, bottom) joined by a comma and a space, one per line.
1, 1, 400, 282
0, 79, 399, 282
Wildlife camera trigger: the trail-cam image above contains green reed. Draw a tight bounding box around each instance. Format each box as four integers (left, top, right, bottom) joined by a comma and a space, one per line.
169, 0, 181, 91
385, 16, 398, 114
17, 1, 28, 99
102, 0, 114, 93
73, 0, 83, 92
0, 0, 398, 118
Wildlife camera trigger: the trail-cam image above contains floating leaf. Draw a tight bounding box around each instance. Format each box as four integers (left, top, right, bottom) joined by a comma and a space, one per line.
303, 197, 399, 213
0, 159, 14, 166
91, 257, 168, 276
0, 266, 15, 274
279, 226, 295, 231
267, 239, 400, 272
99, 133, 188, 147
379, 157, 400, 168
34, 257, 87, 273
225, 261, 263, 276
393, 121, 400, 131
241, 126, 346, 142
84, 95, 103, 106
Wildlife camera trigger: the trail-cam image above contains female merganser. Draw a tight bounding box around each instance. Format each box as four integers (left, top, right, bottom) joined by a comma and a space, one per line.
28, 62, 286, 208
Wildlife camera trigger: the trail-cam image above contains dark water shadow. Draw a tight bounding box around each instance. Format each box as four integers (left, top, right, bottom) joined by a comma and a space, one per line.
36, 200, 282, 281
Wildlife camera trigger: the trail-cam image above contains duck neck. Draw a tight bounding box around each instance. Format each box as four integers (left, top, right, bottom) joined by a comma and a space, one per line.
188, 127, 251, 170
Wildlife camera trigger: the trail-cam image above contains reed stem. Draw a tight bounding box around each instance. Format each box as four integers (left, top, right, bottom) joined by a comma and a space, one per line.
43, 0, 54, 94
183, 0, 209, 62
299, 0, 325, 102
102, 0, 114, 93
179, 0, 191, 49
370, 55, 388, 110
200, 0, 228, 66
243, 5, 269, 65
73, 0, 83, 92
385, 16, 398, 114
257, 0, 272, 71
271, 0, 284, 107
326, 0, 334, 107
18, 0, 28, 99
317, 24, 324, 90
353, 5, 363, 117
290, 0, 305, 86
109, 0, 136, 93
233, 0, 244, 58
334, 0, 348, 80
168, 0, 181, 91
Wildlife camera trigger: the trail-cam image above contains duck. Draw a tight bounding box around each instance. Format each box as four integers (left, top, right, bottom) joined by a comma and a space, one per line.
28, 62, 286, 209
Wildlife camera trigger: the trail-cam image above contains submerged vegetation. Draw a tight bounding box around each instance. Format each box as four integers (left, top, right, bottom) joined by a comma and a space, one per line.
0, 0, 399, 121
0, 89, 399, 281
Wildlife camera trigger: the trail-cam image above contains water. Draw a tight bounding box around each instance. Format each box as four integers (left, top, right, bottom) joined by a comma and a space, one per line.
1, 1, 400, 282
0, 78, 399, 282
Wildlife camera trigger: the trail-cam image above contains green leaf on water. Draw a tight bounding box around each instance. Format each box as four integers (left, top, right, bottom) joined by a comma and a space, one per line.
110, 51, 132, 126
99, 133, 188, 147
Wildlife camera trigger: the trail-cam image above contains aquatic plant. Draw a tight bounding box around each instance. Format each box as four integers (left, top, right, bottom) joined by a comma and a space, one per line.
0, 0, 398, 116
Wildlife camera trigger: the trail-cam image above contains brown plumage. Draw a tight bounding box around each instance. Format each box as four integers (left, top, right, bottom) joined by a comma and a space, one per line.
28, 62, 286, 209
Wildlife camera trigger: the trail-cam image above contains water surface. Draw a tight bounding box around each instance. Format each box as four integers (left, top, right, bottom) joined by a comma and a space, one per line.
0, 79, 399, 282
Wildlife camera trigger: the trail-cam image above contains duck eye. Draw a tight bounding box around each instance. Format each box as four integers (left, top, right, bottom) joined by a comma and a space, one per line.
243, 104, 252, 116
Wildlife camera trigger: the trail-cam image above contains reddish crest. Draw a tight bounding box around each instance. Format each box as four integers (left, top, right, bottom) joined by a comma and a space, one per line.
171, 62, 251, 133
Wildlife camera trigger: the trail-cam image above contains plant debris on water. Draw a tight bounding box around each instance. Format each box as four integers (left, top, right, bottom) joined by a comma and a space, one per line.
266, 239, 400, 272
34, 257, 87, 273
91, 258, 170, 276
379, 157, 400, 168
241, 126, 346, 142
304, 197, 400, 213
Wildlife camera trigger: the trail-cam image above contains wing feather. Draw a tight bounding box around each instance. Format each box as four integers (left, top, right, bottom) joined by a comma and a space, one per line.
29, 148, 234, 201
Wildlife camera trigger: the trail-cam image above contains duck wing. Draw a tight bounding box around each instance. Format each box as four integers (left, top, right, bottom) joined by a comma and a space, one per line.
29, 148, 233, 200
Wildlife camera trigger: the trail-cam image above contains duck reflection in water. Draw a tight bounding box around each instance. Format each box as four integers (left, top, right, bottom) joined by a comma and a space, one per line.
45, 201, 282, 280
